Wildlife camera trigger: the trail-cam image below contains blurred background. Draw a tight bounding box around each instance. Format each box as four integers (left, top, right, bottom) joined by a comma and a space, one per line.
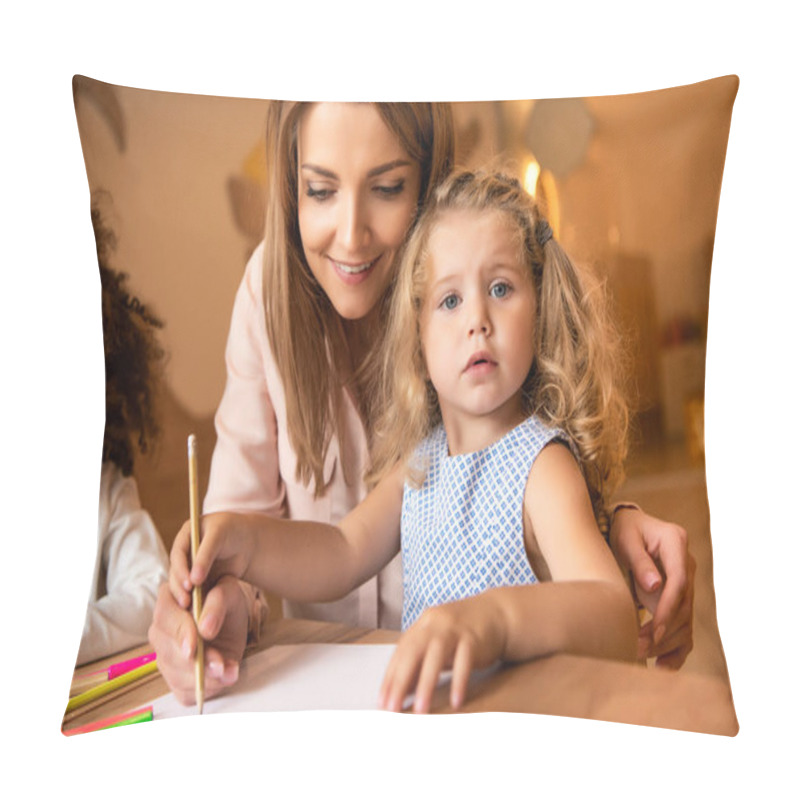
73, 76, 737, 680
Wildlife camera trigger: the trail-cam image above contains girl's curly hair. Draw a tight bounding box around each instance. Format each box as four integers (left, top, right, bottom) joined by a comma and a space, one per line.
94, 205, 165, 476
367, 169, 629, 527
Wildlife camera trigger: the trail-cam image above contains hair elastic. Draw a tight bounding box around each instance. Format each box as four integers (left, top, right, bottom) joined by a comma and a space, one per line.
536, 220, 553, 248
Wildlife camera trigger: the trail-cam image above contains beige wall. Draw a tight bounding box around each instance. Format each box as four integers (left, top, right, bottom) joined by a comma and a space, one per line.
75, 80, 269, 418
76, 78, 735, 434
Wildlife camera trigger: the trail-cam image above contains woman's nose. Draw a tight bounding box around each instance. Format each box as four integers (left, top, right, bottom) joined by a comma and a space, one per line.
338, 193, 370, 252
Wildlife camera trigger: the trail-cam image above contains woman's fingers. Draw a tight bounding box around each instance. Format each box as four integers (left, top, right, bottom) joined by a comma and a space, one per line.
627, 545, 663, 599
149, 580, 246, 705
149, 583, 198, 703
653, 638, 693, 670
651, 616, 693, 668
637, 606, 693, 668
648, 530, 691, 642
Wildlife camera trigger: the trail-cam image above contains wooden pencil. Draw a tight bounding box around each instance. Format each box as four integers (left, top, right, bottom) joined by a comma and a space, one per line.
188, 434, 205, 714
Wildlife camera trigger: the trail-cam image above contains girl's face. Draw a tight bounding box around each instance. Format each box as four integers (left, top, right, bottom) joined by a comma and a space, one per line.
419, 209, 537, 452
297, 103, 422, 321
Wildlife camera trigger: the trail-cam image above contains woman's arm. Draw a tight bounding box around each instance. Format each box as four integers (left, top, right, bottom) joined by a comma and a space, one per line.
170, 464, 406, 611
380, 443, 639, 713
609, 506, 695, 668
204, 243, 286, 517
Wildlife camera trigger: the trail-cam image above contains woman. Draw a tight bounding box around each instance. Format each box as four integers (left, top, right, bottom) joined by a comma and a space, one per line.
150, 101, 694, 704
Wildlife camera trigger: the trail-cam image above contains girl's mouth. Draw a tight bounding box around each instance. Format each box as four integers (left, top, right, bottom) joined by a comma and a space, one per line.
464, 351, 497, 373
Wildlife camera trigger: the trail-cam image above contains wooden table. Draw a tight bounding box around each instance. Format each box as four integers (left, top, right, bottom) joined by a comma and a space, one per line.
62, 618, 738, 736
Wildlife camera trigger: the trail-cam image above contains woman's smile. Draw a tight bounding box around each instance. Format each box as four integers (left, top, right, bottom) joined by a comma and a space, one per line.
328, 255, 381, 284
297, 103, 422, 320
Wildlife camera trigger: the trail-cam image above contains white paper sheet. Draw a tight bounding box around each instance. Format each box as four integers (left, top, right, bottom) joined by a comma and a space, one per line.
152, 644, 397, 718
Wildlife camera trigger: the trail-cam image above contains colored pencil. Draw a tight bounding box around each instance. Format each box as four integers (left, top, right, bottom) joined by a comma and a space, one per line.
108, 651, 156, 680
70, 652, 156, 697
188, 434, 205, 714
69, 668, 108, 697
63, 705, 153, 736
65, 659, 159, 713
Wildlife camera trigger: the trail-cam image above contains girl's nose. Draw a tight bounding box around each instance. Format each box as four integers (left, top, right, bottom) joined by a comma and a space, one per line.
338, 192, 371, 252
467, 299, 492, 337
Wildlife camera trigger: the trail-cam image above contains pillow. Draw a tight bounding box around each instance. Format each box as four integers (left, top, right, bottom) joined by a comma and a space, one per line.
66, 76, 738, 736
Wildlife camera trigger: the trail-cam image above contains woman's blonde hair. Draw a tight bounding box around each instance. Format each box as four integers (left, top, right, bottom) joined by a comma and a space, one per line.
369, 169, 629, 524
261, 102, 455, 497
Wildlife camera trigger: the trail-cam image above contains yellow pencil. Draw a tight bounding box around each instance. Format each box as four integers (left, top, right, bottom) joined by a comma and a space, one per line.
188, 434, 205, 714
65, 660, 159, 713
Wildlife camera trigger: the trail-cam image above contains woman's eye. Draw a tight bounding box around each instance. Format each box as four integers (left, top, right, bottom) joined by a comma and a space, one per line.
305, 186, 334, 201
490, 282, 511, 299
374, 181, 405, 198
440, 294, 460, 311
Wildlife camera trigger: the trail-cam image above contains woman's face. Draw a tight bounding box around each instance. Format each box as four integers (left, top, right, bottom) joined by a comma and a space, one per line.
297, 103, 422, 321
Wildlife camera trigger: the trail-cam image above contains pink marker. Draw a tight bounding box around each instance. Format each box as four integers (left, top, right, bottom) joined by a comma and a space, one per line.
107, 652, 156, 680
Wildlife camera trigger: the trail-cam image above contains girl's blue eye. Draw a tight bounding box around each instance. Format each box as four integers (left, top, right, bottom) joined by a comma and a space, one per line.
490, 282, 511, 299
441, 294, 460, 311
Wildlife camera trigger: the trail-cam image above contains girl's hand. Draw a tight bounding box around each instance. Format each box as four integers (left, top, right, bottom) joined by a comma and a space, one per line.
379, 595, 505, 714
168, 512, 257, 610
148, 577, 249, 705
610, 507, 695, 668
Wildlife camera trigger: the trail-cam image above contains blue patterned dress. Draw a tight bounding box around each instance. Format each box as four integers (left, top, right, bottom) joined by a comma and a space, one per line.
400, 415, 568, 630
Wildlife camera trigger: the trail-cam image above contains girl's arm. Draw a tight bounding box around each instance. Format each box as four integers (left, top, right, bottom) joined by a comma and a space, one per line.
380, 442, 638, 713
169, 464, 405, 611
495, 442, 638, 661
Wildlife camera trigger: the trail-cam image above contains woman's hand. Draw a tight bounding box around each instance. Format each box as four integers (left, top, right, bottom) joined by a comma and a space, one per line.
379, 595, 505, 714
148, 576, 249, 705
168, 512, 258, 610
610, 507, 695, 669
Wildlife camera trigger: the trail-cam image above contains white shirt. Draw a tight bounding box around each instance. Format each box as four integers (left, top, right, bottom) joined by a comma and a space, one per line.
77, 462, 169, 665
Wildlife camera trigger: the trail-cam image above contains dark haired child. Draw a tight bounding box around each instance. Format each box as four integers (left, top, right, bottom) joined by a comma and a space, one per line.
76, 207, 169, 665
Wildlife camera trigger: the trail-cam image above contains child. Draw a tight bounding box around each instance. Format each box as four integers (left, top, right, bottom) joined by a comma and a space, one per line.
169, 169, 638, 712
76, 204, 170, 665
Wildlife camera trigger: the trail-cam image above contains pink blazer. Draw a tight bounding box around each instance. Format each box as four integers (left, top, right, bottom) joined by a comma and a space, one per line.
204, 242, 403, 629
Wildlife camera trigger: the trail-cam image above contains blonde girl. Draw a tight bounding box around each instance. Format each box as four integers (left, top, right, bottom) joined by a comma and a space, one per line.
151, 103, 693, 706
170, 169, 640, 712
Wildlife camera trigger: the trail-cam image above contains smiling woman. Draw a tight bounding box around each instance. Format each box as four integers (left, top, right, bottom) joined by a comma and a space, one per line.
297, 104, 421, 323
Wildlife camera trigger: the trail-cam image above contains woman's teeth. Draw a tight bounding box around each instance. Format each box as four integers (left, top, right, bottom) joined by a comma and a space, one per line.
332, 258, 375, 275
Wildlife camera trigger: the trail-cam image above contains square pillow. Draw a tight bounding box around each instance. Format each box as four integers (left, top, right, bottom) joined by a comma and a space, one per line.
66, 76, 738, 736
